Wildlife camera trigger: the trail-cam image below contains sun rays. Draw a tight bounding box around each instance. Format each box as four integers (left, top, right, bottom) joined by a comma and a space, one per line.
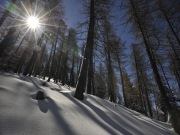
0, 0, 65, 49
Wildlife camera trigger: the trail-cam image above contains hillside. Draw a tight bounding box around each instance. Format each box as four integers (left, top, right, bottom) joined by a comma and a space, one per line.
0, 72, 177, 135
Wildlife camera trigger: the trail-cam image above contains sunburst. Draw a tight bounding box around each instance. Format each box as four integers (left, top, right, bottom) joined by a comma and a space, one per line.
1, 0, 63, 51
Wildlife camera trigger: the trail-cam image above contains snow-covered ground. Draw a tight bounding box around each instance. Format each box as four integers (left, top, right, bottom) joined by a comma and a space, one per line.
0, 72, 177, 135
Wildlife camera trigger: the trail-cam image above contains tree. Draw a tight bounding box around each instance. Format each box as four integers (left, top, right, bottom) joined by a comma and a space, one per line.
0, 27, 16, 58
132, 43, 153, 117
122, 69, 133, 107
94, 63, 107, 98
47, 20, 66, 82
121, 0, 180, 133
101, 20, 117, 103
74, 0, 95, 100
111, 36, 127, 106
126, 0, 171, 114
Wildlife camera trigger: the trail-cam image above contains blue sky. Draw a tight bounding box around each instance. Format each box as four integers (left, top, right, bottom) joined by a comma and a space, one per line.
64, 0, 83, 28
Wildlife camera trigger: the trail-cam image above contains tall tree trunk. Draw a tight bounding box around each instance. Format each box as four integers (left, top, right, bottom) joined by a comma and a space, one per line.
61, 38, 71, 85
47, 26, 60, 82
107, 49, 114, 102
76, 44, 85, 84
54, 45, 63, 83
23, 33, 44, 76
70, 53, 75, 87
74, 0, 95, 100
87, 55, 93, 94
23, 50, 37, 76
117, 56, 127, 107
13, 33, 27, 54
34, 38, 48, 77
11, 30, 21, 48
14, 49, 28, 73
61, 55, 68, 85
132, 45, 147, 115
43, 43, 53, 80
92, 60, 95, 95
139, 68, 153, 117
56, 41, 66, 83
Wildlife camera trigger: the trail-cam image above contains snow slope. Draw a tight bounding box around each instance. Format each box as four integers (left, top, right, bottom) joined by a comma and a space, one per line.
0, 72, 177, 135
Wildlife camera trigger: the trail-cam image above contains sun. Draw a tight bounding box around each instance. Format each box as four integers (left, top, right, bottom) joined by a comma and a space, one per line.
27, 16, 39, 29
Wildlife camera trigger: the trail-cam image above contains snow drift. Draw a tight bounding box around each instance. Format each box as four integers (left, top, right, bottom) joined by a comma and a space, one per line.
0, 72, 177, 135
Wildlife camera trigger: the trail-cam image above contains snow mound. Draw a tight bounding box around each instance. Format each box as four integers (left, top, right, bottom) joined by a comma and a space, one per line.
0, 72, 177, 135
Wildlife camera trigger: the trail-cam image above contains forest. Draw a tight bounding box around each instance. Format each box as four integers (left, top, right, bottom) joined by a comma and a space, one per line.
0, 0, 180, 134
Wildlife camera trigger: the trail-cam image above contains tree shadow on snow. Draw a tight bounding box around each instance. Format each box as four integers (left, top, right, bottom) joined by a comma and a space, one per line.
83, 100, 134, 135
2, 73, 41, 90
47, 98, 75, 135
0, 72, 26, 82
86, 96, 175, 135
25, 76, 41, 89
50, 87, 61, 92
61, 93, 130, 135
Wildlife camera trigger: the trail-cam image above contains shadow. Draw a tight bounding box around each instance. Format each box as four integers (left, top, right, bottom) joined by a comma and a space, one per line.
31, 92, 48, 113
38, 100, 48, 113
47, 99, 75, 135
83, 100, 134, 135
50, 87, 61, 92
119, 105, 175, 133
0, 72, 26, 82
0, 86, 6, 92
1, 73, 41, 90
61, 93, 123, 135
86, 96, 175, 134
26, 76, 41, 89
31, 93, 37, 99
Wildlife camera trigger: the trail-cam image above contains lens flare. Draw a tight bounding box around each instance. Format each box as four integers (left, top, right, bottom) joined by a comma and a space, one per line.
6, 2, 17, 12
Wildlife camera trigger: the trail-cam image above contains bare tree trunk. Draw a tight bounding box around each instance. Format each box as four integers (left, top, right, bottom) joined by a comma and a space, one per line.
70, 52, 75, 87
132, 45, 147, 115
139, 69, 153, 117
14, 49, 28, 73
76, 44, 85, 84
54, 43, 63, 83
61, 37, 71, 85
92, 60, 95, 95
87, 55, 93, 94
34, 37, 48, 77
74, 0, 95, 100
47, 26, 60, 82
43, 43, 53, 80
23, 33, 44, 76
117, 57, 127, 107
23, 50, 37, 76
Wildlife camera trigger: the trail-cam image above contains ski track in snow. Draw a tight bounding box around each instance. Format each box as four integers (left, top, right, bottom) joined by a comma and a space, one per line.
0, 72, 178, 135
